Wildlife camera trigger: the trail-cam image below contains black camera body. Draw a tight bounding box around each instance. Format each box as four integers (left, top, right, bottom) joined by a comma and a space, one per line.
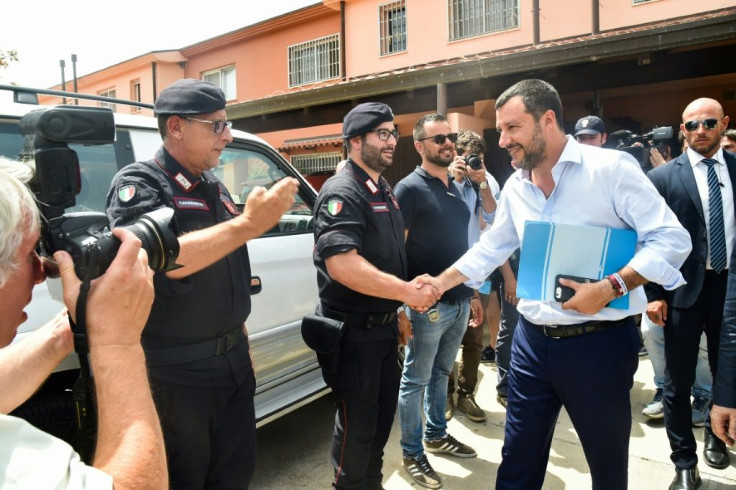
609, 126, 674, 172
463, 154, 484, 170
20, 106, 180, 280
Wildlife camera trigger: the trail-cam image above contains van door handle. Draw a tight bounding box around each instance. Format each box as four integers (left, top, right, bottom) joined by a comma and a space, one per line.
250, 276, 262, 295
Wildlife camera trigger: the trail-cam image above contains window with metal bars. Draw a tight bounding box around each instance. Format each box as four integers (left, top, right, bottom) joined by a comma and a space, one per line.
380, 1, 407, 56
291, 152, 342, 175
288, 34, 341, 87
448, 0, 519, 41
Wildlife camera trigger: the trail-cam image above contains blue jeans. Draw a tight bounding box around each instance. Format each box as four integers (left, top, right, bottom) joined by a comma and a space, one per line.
640, 314, 712, 398
399, 300, 470, 458
498, 316, 639, 490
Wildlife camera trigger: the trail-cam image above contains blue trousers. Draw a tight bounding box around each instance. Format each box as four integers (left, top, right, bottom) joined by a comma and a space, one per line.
497, 316, 640, 490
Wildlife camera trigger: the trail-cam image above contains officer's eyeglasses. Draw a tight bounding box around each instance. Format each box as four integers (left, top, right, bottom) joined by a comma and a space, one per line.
683, 118, 718, 132
417, 133, 459, 145
367, 129, 400, 142
185, 117, 233, 134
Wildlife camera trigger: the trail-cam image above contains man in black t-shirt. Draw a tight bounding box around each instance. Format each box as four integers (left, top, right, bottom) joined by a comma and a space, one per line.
395, 114, 480, 489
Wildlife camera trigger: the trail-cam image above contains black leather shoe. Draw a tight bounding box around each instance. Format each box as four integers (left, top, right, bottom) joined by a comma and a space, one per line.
668, 467, 701, 490
703, 429, 731, 469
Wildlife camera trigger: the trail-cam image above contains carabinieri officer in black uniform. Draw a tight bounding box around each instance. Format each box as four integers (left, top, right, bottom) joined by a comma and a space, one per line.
313, 102, 440, 489
106, 78, 298, 489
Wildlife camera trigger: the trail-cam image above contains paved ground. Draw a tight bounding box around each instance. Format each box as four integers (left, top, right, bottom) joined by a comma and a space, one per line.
252, 353, 736, 489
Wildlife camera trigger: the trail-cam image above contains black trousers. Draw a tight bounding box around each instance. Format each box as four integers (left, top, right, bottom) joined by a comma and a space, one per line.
664, 270, 727, 469
328, 338, 400, 490
150, 370, 257, 489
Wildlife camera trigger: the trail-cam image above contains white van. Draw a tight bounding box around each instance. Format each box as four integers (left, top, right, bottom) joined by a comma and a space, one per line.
0, 85, 326, 447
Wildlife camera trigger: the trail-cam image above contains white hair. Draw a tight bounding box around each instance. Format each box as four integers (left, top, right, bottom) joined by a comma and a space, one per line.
0, 157, 40, 288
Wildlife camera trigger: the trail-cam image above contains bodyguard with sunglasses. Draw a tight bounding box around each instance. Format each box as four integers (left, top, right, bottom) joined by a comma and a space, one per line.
106, 79, 299, 489
646, 98, 734, 490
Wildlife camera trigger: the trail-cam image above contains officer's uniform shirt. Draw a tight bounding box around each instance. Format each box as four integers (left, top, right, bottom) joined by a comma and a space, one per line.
313, 159, 406, 342
106, 147, 251, 386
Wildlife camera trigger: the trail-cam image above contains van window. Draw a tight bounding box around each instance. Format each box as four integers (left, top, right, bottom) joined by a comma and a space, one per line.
215, 146, 314, 237
0, 121, 23, 160
0, 121, 117, 213
69, 144, 119, 213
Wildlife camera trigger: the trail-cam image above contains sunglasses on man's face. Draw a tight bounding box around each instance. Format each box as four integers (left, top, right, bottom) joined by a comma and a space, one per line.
683, 118, 718, 132
417, 132, 458, 145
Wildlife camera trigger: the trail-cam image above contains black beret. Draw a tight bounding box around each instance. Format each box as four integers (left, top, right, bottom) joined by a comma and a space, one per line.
154, 78, 227, 116
342, 102, 394, 138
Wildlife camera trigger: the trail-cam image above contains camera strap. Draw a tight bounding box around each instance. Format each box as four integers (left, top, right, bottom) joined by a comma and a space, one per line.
70, 248, 100, 463
72, 280, 91, 355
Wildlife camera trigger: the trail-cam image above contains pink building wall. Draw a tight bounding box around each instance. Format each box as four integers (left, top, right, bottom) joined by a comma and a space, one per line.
35, 0, 733, 156
600, 0, 733, 31
182, 12, 340, 103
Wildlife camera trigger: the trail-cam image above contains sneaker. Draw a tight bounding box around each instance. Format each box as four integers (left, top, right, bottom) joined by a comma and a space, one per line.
457, 394, 486, 422
480, 345, 496, 364
691, 395, 710, 427
497, 393, 508, 408
642, 388, 664, 419
425, 433, 477, 458
402, 454, 442, 489
638, 345, 648, 357
445, 394, 454, 421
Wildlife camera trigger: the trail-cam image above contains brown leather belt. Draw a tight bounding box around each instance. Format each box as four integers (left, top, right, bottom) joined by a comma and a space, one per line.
524, 316, 630, 339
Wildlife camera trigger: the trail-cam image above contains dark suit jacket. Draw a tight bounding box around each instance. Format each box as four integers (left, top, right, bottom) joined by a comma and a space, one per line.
645, 151, 736, 309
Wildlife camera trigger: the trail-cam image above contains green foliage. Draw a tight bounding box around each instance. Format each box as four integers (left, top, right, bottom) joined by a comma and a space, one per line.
0, 50, 19, 70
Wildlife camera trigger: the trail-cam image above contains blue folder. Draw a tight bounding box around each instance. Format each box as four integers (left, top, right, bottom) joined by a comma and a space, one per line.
516, 221, 638, 309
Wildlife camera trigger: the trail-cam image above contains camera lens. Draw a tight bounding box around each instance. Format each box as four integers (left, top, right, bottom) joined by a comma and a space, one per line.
464, 155, 484, 170
122, 207, 180, 273
46, 207, 180, 281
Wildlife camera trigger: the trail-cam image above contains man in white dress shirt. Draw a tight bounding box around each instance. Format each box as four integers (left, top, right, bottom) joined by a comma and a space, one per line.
428, 79, 691, 490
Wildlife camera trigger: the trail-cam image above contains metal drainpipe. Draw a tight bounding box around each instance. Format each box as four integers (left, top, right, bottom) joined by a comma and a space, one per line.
59, 60, 67, 104
592, 0, 600, 34
437, 82, 447, 116
152, 62, 158, 103
340, 1, 346, 81
71, 54, 78, 105
533, 0, 540, 46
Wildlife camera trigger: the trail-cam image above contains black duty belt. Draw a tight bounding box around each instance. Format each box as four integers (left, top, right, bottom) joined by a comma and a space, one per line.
144, 325, 245, 366
322, 305, 397, 329
524, 316, 630, 339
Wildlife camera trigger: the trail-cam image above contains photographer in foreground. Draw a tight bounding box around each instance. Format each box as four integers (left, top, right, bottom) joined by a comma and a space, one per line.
0, 159, 166, 489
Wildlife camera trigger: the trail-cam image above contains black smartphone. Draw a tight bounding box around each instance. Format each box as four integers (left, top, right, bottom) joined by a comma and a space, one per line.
554, 274, 595, 302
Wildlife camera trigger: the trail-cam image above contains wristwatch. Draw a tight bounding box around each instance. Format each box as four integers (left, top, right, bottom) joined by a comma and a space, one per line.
479, 181, 488, 189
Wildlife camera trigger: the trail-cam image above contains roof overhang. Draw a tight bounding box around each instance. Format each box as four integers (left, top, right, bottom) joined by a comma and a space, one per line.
228, 8, 736, 129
